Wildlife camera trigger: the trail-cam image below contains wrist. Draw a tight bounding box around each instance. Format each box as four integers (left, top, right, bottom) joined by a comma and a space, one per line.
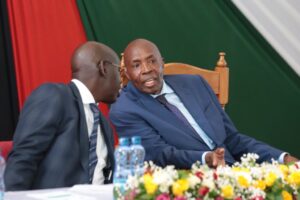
205, 152, 212, 164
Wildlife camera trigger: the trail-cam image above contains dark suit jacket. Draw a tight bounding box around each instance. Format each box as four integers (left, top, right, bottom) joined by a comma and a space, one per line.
4, 82, 115, 191
110, 75, 283, 169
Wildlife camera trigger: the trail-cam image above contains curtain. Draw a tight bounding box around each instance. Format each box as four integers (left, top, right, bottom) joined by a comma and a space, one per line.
76, 0, 300, 157
5, 0, 113, 140
0, 0, 19, 140
7, 0, 87, 109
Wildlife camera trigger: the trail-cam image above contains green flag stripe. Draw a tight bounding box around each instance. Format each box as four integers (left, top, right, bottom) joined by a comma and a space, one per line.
77, 0, 300, 157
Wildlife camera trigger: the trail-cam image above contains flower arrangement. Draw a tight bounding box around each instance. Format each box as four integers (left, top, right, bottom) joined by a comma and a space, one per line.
114, 154, 300, 200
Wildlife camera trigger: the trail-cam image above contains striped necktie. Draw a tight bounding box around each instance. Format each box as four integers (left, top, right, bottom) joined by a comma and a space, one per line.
89, 103, 100, 183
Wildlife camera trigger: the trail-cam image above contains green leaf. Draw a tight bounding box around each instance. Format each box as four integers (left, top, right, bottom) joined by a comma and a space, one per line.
274, 193, 282, 200
178, 170, 189, 179
135, 193, 154, 200
208, 189, 218, 198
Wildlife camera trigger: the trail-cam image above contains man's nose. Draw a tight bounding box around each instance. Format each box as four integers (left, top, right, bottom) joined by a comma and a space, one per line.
141, 62, 152, 73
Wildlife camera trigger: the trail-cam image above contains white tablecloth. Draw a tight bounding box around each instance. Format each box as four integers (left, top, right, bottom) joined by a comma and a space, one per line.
4, 184, 114, 200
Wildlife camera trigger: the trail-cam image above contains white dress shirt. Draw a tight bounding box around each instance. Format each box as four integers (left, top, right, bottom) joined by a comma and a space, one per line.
72, 79, 108, 184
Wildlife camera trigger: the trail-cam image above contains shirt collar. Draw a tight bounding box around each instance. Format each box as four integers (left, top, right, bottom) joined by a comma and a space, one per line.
72, 79, 96, 104
151, 80, 174, 98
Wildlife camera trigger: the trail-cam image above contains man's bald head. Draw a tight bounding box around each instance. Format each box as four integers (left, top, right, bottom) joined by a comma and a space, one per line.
71, 41, 118, 76
70, 41, 121, 103
123, 39, 162, 67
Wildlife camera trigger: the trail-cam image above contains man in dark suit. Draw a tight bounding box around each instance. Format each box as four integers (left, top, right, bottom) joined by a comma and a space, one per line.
109, 38, 298, 169
5, 41, 120, 190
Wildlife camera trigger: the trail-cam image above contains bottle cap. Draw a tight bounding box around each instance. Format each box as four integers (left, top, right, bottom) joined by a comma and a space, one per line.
119, 137, 129, 146
131, 136, 141, 145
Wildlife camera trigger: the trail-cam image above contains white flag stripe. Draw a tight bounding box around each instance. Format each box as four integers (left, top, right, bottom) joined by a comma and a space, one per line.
232, 0, 300, 76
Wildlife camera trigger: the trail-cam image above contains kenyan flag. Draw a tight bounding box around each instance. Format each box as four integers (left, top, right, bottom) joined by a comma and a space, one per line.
1, 0, 299, 157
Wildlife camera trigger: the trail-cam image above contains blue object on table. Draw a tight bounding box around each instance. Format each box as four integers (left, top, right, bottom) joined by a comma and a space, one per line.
130, 136, 145, 176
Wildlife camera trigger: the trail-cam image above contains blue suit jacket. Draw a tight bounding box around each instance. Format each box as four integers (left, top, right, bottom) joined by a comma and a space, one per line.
5, 82, 115, 190
110, 75, 283, 169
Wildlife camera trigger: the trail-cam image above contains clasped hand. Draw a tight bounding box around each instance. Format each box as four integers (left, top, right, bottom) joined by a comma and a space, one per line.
205, 148, 225, 168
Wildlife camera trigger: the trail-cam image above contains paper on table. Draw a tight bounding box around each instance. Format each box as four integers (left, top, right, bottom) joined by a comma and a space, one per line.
69, 184, 113, 198
26, 190, 97, 200
25, 184, 113, 200
27, 191, 71, 200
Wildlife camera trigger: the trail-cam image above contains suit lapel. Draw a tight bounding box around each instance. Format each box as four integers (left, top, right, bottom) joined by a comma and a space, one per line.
69, 83, 89, 172
165, 76, 219, 145
98, 112, 114, 183
127, 82, 205, 144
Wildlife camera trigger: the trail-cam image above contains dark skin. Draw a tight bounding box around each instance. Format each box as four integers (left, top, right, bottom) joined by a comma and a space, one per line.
124, 39, 164, 95
123, 39, 225, 168
123, 39, 298, 167
71, 41, 121, 104
284, 154, 298, 164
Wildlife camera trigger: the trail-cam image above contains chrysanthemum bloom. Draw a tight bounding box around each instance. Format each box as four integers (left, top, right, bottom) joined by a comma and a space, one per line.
221, 185, 234, 199
265, 172, 277, 187
253, 180, 266, 190
281, 190, 293, 200
172, 179, 189, 196
143, 173, 158, 194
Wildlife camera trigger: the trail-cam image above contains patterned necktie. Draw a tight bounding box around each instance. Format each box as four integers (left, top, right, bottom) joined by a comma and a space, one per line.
156, 94, 216, 149
89, 103, 100, 183
156, 94, 197, 132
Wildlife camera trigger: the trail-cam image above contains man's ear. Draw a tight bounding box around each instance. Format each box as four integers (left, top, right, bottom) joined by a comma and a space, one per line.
98, 61, 107, 77
124, 67, 131, 80
161, 57, 165, 69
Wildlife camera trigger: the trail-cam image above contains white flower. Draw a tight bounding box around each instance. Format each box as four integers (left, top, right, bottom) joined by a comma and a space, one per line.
250, 166, 264, 180
126, 175, 139, 189
202, 177, 215, 189
235, 153, 259, 168
120, 158, 299, 200
248, 187, 266, 199
152, 165, 177, 193
188, 174, 201, 188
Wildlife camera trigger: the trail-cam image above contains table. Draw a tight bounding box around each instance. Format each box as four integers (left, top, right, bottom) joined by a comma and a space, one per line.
4, 184, 114, 200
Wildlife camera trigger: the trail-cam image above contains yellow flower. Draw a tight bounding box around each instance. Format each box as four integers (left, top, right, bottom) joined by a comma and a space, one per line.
221, 185, 234, 199
253, 180, 266, 190
232, 167, 241, 172
237, 175, 249, 188
232, 167, 250, 173
287, 171, 300, 186
281, 190, 293, 200
172, 179, 189, 196
265, 172, 277, 187
143, 174, 158, 194
279, 164, 289, 177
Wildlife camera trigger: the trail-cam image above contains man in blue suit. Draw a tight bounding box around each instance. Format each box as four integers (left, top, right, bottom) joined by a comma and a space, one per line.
5, 41, 121, 190
109, 39, 298, 169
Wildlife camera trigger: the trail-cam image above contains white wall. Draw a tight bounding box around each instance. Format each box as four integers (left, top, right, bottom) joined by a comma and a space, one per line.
232, 0, 300, 76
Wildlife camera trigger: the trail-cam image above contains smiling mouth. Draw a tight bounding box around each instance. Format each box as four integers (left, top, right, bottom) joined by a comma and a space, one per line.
144, 78, 156, 87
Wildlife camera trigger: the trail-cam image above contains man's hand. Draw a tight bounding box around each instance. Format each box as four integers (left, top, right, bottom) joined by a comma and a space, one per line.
284, 154, 299, 164
205, 148, 225, 168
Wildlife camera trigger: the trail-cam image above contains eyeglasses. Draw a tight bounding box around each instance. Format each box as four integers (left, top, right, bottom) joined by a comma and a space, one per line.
99, 60, 121, 72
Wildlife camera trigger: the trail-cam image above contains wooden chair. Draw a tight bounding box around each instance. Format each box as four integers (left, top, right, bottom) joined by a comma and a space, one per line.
120, 52, 229, 108
164, 52, 229, 108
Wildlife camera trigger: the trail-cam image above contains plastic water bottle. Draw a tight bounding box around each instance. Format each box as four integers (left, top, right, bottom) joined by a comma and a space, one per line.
130, 136, 145, 177
113, 137, 131, 199
0, 149, 6, 200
